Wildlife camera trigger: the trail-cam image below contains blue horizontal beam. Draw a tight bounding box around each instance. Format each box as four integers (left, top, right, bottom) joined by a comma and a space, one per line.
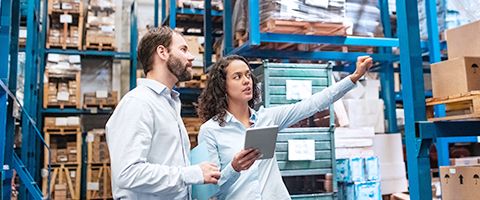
230, 48, 398, 62
417, 121, 480, 139
45, 49, 130, 59
395, 90, 432, 102
261, 33, 399, 47
177, 7, 222, 17
41, 108, 113, 115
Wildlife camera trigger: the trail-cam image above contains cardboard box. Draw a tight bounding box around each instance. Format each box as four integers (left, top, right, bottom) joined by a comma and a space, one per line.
336, 157, 365, 182
340, 181, 381, 200
431, 57, 480, 98
446, 20, 480, 59
440, 165, 480, 200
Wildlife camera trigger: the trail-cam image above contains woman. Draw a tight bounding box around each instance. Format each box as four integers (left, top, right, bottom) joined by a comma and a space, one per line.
197, 55, 373, 200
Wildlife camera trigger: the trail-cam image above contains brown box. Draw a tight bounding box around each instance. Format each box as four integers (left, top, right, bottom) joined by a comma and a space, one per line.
440, 165, 480, 200
431, 57, 480, 98
446, 20, 480, 59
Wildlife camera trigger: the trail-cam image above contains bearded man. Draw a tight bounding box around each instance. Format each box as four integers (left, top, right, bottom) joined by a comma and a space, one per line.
106, 26, 221, 200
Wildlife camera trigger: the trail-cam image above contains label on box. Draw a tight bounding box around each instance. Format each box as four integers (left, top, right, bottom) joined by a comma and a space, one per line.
286, 80, 312, 100
96, 90, 108, 98
87, 133, 95, 142
60, 14, 72, 24
19, 29, 27, 38
57, 91, 70, 101
47, 54, 61, 63
87, 182, 100, 190
305, 0, 329, 8
288, 140, 315, 161
450, 168, 456, 174
69, 55, 81, 64
70, 171, 76, 178
55, 117, 68, 126
66, 116, 80, 126
100, 25, 114, 33
61, 3, 73, 10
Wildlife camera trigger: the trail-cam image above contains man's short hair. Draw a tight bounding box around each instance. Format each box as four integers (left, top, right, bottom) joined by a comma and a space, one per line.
137, 26, 175, 75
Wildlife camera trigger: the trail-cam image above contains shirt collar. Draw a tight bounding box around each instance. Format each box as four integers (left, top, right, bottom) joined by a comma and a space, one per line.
224, 108, 258, 124
137, 78, 180, 98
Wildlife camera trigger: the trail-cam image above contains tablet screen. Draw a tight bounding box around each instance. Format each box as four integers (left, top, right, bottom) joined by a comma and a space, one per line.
244, 125, 279, 159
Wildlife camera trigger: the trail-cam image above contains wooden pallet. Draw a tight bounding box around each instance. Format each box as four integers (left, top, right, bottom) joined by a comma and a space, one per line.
426, 91, 480, 121
42, 165, 81, 200
44, 127, 81, 134
85, 41, 115, 51
86, 163, 113, 200
261, 19, 347, 36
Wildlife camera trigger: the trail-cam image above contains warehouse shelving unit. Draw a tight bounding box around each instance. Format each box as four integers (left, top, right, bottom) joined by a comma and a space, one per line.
1, 0, 138, 199
205, 0, 474, 199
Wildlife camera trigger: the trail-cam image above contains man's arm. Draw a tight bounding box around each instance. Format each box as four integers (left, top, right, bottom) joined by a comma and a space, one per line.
106, 97, 204, 195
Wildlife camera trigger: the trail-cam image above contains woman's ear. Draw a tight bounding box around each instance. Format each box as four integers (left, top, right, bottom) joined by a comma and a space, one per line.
155, 45, 169, 61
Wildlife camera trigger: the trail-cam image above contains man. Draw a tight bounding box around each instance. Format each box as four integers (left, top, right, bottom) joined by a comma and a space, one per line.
106, 26, 221, 199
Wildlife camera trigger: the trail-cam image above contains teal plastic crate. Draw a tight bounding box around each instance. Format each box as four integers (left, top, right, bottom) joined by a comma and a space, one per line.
253, 62, 332, 107
254, 62, 337, 198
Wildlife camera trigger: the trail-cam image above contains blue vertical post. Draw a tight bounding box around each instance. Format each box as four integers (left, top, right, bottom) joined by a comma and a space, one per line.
223, 0, 232, 55
169, 0, 176, 28
161, 0, 166, 24
203, 0, 212, 70
130, 2, 138, 89
154, 0, 159, 27
396, 0, 431, 199
1, 0, 14, 198
425, 0, 446, 118
379, 0, 398, 133
248, 0, 260, 46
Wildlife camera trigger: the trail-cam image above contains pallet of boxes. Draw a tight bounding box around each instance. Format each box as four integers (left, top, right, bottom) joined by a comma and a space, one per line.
42, 116, 82, 200
83, 90, 118, 110
429, 20, 480, 200
86, 129, 113, 199
44, 54, 81, 109
84, 0, 116, 51
46, 0, 83, 49
182, 117, 203, 148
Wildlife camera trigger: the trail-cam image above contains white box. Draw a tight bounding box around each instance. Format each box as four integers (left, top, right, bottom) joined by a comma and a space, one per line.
334, 127, 375, 139
380, 177, 408, 195
55, 117, 68, 126
364, 79, 380, 100
335, 147, 375, 159
344, 99, 385, 133
66, 117, 80, 126
335, 139, 373, 148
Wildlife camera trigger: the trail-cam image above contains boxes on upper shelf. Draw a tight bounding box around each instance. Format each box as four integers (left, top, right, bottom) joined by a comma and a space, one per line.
446, 20, 480, 59
430, 57, 480, 98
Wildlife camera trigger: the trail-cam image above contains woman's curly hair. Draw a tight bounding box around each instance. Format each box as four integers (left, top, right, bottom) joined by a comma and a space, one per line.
197, 55, 260, 126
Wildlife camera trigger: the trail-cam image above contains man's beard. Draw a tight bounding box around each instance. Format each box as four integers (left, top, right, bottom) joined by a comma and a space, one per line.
167, 54, 192, 82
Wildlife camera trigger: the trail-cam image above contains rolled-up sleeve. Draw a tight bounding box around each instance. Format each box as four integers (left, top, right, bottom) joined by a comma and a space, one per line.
264, 76, 356, 129
106, 96, 203, 195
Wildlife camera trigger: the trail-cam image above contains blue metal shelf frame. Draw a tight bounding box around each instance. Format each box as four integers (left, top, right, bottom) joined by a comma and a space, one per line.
221, 0, 401, 63
3, 0, 139, 199
1, 0, 44, 198
1, 0, 19, 198
394, 0, 480, 199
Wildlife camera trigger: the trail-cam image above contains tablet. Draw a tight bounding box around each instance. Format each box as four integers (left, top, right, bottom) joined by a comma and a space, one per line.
244, 125, 279, 159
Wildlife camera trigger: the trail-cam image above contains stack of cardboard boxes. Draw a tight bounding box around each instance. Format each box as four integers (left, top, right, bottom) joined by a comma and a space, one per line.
44, 54, 81, 109
440, 157, 480, 200
430, 20, 480, 120
85, 0, 116, 50
86, 129, 113, 199
83, 91, 118, 109
47, 0, 84, 49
